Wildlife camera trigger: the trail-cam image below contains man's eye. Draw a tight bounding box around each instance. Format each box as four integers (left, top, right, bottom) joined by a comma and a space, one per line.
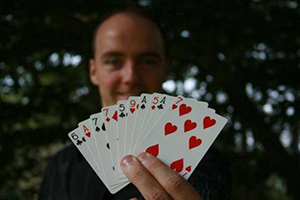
107, 58, 120, 65
143, 59, 157, 66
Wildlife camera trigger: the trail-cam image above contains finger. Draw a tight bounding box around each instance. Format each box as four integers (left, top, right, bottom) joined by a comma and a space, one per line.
137, 152, 202, 200
129, 198, 138, 200
121, 155, 172, 200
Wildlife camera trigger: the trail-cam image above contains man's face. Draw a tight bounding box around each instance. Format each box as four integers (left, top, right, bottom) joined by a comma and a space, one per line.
90, 13, 169, 107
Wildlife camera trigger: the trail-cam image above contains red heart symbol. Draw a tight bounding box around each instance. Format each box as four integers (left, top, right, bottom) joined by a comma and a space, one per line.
151, 105, 155, 110
170, 158, 184, 173
164, 122, 177, 136
184, 119, 197, 132
112, 111, 118, 121
179, 104, 192, 116
189, 136, 202, 150
106, 117, 110, 122
146, 144, 159, 157
172, 104, 178, 110
85, 132, 91, 138
130, 108, 135, 113
203, 116, 216, 129
186, 166, 191, 172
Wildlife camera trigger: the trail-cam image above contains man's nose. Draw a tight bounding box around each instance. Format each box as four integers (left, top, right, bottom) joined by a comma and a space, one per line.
121, 60, 141, 85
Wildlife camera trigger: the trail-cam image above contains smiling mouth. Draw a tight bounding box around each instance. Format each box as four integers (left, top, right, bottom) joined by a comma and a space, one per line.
117, 93, 142, 99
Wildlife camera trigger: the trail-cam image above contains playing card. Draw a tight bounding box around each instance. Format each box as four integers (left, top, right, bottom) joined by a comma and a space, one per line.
90, 112, 129, 189
78, 119, 102, 174
133, 97, 227, 179
129, 93, 152, 153
136, 94, 210, 150
116, 100, 129, 177
124, 96, 140, 155
90, 114, 128, 190
89, 115, 125, 188
101, 105, 128, 180
131, 93, 173, 152
68, 128, 123, 193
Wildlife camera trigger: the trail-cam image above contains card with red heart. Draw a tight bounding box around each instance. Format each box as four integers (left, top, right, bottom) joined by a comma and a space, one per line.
101, 105, 128, 181
130, 93, 152, 153
133, 97, 227, 179
124, 96, 140, 155
136, 96, 208, 150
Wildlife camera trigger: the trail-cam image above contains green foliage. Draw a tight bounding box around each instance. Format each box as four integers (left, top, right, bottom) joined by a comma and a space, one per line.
0, 0, 299, 199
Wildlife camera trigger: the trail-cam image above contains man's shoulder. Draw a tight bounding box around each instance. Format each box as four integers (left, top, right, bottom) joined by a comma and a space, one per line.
202, 147, 228, 165
49, 144, 83, 167
39, 144, 101, 199
189, 147, 231, 199
196, 147, 229, 174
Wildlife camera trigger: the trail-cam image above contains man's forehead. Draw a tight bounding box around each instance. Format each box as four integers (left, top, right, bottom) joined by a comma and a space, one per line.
94, 12, 165, 55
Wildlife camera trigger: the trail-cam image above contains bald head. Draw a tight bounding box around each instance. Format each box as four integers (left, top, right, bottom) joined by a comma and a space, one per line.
93, 11, 166, 59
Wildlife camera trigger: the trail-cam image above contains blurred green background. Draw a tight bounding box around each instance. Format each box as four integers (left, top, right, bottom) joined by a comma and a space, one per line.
1, 0, 300, 199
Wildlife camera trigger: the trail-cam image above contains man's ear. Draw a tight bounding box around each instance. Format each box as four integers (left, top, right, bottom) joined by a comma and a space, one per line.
89, 59, 98, 85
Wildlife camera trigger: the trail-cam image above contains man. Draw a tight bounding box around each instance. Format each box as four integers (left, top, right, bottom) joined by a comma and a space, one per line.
39, 8, 230, 200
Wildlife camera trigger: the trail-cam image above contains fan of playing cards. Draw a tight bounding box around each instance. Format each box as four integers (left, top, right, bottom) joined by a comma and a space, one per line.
68, 93, 227, 194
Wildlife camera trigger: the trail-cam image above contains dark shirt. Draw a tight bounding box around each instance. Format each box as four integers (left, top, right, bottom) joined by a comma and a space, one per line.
39, 145, 230, 200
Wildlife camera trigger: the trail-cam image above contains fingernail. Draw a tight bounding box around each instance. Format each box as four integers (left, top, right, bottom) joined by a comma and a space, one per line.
121, 156, 135, 168
138, 152, 150, 164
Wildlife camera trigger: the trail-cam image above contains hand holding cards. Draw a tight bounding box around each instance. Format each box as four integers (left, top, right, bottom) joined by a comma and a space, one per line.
68, 93, 227, 194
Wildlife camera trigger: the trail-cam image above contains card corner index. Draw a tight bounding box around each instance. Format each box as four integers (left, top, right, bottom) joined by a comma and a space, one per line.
68, 127, 80, 137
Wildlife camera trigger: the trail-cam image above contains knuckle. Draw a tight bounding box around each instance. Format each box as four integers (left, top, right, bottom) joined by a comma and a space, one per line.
148, 190, 168, 200
147, 158, 162, 172
164, 174, 185, 191
130, 168, 145, 181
